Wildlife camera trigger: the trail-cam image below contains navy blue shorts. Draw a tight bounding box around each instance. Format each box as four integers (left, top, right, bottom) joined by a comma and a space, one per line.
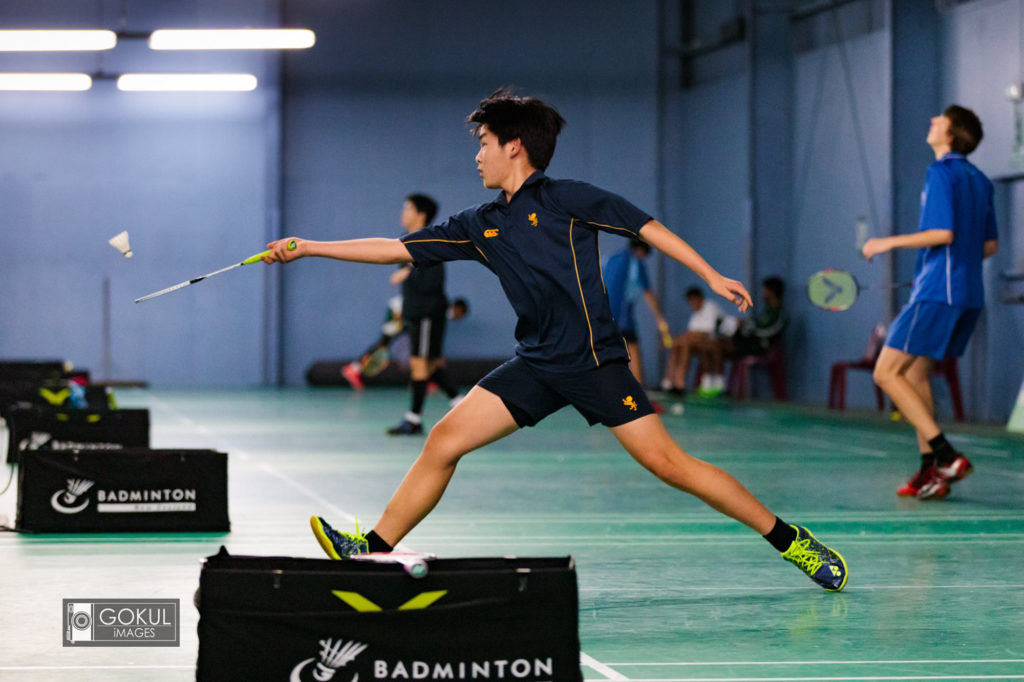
885, 301, 981, 360
478, 356, 655, 428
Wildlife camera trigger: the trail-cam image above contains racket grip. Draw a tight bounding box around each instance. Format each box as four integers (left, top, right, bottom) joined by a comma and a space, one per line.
244, 240, 298, 266
661, 331, 673, 349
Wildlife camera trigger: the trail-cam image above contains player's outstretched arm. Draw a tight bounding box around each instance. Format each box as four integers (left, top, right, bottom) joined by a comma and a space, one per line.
861, 229, 953, 260
262, 237, 413, 265
639, 219, 752, 313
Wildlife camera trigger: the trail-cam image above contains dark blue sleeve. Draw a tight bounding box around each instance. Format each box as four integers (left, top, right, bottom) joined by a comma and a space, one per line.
400, 209, 486, 266
547, 179, 653, 239
918, 165, 953, 233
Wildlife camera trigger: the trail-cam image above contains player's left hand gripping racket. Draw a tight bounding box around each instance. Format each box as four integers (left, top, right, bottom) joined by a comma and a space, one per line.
135, 240, 296, 303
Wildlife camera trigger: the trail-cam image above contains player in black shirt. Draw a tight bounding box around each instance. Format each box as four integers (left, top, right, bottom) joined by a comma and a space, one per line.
265, 89, 848, 591
387, 194, 463, 435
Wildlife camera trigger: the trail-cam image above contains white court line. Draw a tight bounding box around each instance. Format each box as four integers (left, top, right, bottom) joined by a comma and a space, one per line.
143, 391, 624, 678
0, 666, 194, 671
606, 659, 1024, 666
715, 423, 889, 458
578, 583, 1024, 592
605, 677, 1024, 681
581, 652, 630, 680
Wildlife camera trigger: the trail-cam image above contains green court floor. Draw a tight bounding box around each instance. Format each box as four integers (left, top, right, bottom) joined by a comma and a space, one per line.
1, 387, 1022, 680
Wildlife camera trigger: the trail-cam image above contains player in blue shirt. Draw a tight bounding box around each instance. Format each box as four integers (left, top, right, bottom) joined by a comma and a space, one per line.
265, 88, 847, 591
863, 105, 998, 500
603, 239, 669, 385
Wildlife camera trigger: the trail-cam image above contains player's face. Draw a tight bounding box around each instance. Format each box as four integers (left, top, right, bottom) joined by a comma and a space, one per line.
400, 201, 424, 231
926, 114, 952, 148
475, 126, 513, 190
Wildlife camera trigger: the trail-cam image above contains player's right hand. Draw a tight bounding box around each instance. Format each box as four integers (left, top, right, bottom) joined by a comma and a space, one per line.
263, 238, 304, 263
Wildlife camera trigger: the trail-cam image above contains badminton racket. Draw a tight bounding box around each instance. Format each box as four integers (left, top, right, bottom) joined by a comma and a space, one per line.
361, 348, 391, 378
135, 240, 296, 303
807, 269, 908, 311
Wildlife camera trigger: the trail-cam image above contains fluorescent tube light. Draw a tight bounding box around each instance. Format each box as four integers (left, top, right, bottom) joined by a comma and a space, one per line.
0, 30, 116, 51
116, 73, 258, 91
0, 73, 92, 91
149, 29, 315, 50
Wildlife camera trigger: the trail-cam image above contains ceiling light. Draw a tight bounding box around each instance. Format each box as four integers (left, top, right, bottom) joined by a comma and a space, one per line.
0, 73, 92, 90
116, 73, 258, 92
148, 29, 315, 50
0, 30, 116, 51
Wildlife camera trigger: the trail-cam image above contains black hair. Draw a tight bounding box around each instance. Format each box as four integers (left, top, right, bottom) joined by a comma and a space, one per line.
405, 194, 439, 225
685, 287, 704, 299
943, 105, 983, 155
762, 276, 785, 300
629, 239, 650, 255
466, 87, 566, 171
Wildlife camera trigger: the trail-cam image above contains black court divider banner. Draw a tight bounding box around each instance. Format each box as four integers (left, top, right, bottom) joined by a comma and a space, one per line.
197, 550, 581, 682
5, 406, 150, 465
16, 448, 229, 533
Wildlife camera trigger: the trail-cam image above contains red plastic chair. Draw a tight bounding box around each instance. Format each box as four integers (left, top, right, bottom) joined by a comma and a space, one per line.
828, 323, 887, 412
829, 324, 965, 422
728, 343, 787, 401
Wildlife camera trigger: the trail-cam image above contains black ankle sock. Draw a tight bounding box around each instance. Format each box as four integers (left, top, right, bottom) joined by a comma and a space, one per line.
410, 380, 428, 415
920, 453, 936, 471
763, 517, 798, 552
927, 434, 956, 465
429, 367, 459, 399
365, 530, 392, 553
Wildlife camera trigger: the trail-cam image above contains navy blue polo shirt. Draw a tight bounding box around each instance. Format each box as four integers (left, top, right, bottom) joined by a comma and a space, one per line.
400, 171, 653, 372
910, 152, 997, 308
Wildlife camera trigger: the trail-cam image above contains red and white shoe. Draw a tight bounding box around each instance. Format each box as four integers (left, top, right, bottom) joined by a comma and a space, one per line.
342, 363, 365, 391
896, 468, 929, 497
937, 453, 973, 483
916, 466, 950, 500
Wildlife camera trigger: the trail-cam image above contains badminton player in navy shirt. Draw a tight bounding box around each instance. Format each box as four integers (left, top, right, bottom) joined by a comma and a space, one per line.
863, 105, 998, 500
265, 88, 848, 591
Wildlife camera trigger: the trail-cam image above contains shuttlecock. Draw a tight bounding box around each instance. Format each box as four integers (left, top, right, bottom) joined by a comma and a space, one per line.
108, 230, 133, 258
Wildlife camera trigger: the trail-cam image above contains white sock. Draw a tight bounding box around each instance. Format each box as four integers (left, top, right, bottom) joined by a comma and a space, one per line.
404, 412, 422, 424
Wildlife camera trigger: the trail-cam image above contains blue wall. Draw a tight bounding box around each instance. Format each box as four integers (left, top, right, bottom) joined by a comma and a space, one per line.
0, 0, 1021, 421
0, 0, 282, 387
278, 0, 659, 383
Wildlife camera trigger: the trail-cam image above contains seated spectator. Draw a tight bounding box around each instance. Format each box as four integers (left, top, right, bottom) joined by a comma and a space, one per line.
661, 287, 725, 395
699, 276, 788, 397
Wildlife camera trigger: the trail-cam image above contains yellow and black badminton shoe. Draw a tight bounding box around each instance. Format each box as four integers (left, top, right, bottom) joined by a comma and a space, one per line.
310, 516, 369, 560
781, 525, 848, 591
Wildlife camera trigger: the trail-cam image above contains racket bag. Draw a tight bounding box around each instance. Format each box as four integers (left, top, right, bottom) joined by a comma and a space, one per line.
5, 406, 149, 464
16, 448, 229, 533
197, 549, 582, 681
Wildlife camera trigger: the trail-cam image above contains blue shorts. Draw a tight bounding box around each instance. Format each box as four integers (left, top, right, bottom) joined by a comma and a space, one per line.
885, 301, 981, 360
478, 356, 655, 428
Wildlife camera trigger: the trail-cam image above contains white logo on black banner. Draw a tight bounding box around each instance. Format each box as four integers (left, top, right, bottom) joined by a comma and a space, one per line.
290, 638, 367, 682
51, 479, 95, 514
20, 431, 52, 452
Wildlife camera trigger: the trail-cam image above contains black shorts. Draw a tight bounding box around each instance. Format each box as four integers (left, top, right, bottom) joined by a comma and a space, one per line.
478, 356, 655, 428
404, 314, 446, 358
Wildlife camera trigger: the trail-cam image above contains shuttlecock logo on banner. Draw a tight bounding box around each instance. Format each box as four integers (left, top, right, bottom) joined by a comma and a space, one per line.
108, 230, 133, 258
51, 478, 95, 514
290, 638, 367, 682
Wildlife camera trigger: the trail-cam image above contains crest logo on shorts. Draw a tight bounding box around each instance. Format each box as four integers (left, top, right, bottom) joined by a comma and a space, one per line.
484, 228, 499, 238
622, 396, 638, 411
528, 212, 538, 227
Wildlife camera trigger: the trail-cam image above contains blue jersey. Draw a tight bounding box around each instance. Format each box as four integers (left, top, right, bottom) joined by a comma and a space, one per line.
603, 249, 650, 333
400, 171, 652, 372
909, 152, 997, 308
